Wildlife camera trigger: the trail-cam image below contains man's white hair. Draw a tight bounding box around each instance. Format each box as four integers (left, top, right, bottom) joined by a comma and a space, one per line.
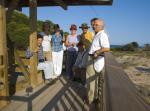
95, 18, 105, 29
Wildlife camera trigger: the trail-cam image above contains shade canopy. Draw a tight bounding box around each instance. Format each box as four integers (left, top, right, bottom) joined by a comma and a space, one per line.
6, 0, 113, 10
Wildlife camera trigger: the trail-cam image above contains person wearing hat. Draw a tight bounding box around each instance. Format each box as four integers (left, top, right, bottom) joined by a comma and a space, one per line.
65, 24, 80, 79
72, 41, 88, 85
79, 23, 94, 50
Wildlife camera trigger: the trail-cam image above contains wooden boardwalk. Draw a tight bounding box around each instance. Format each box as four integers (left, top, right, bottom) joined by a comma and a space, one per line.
1, 52, 150, 111
1, 77, 89, 111
104, 52, 150, 111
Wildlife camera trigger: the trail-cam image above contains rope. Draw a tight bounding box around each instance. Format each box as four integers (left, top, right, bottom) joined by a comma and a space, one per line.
89, 6, 100, 17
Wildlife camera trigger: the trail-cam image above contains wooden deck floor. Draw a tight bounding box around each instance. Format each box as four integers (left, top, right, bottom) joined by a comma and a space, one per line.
1, 77, 90, 111
1, 52, 150, 111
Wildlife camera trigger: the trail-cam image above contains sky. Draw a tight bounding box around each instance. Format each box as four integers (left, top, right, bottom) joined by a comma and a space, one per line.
22, 0, 150, 45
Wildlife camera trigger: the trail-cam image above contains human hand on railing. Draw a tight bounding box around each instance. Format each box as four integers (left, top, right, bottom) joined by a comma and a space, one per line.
94, 50, 101, 59
94, 52, 99, 59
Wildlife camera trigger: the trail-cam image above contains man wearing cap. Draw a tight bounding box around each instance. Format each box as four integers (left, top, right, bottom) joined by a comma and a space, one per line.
79, 23, 94, 50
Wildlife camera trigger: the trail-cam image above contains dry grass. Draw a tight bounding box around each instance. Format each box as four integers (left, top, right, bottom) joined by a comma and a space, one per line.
112, 50, 150, 59
113, 50, 150, 105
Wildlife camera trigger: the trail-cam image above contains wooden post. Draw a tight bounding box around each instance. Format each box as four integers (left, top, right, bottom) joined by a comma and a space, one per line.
6, 0, 19, 96
54, 0, 67, 10
29, 0, 38, 87
0, 0, 9, 108
6, 0, 19, 22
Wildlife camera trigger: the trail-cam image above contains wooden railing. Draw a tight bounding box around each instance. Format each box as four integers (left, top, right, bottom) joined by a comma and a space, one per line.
103, 52, 150, 111
14, 50, 30, 82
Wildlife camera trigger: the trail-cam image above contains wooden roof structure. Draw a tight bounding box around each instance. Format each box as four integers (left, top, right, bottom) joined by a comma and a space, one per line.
1, 0, 113, 108
1, 0, 150, 111
5, 0, 113, 10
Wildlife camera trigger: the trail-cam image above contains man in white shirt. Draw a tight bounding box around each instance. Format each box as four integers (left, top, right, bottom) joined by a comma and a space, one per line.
72, 42, 88, 85
86, 18, 110, 106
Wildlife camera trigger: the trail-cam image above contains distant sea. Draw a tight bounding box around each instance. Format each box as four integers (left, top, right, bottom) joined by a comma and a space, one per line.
110, 45, 144, 48
110, 45, 122, 48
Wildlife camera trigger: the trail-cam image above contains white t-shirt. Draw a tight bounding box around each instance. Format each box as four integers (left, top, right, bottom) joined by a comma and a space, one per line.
42, 34, 52, 52
89, 30, 110, 73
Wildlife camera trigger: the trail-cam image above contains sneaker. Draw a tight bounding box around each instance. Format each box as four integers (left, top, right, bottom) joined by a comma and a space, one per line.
84, 95, 90, 105
51, 75, 57, 79
93, 99, 101, 110
84, 84, 87, 88
66, 76, 70, 79
45, 79, 49, 84
45, 79, 54, 84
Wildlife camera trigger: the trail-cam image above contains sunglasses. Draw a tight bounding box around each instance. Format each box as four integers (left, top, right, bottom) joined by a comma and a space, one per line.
82, 27, 88, 29
70, 28, 77, 30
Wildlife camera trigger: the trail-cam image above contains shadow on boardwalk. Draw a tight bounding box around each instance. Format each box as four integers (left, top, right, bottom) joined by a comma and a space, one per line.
1, 76, 91, 111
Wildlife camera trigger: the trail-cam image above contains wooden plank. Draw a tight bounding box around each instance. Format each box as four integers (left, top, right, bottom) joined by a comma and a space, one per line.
6, 0, 19, 82
0, 65, 4, 69
14, 50, 44, 85
0, 0, 9, 108
53, 0, 67, 10
0, 77, 91, 111
14, 50, 30, 82
29, 0, 38, 87
6, 0, 19, 22
5, 0, 113, 7
104, 52, 150, 111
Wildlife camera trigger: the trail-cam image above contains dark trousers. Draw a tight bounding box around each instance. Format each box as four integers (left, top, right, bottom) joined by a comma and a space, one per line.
66, 51, 77, 78
73, 68, 86, 85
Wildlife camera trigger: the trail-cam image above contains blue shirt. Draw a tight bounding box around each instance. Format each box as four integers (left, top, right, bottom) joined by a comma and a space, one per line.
26, 46, 45, 62
51, 34, 63, 52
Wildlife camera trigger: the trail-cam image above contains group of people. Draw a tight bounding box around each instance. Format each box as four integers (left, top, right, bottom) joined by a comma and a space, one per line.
26, 21, 64, 83
26, 18, 110, 106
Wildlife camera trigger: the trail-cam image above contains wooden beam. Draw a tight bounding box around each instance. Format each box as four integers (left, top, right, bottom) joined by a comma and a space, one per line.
0, 0, 9, 108
14, 50, 30, 82
10, 0, 112, 7
54, 0, 67, 10
6, 1, 18, 94
29, 0, 38, 87
6, 0, 19, 22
